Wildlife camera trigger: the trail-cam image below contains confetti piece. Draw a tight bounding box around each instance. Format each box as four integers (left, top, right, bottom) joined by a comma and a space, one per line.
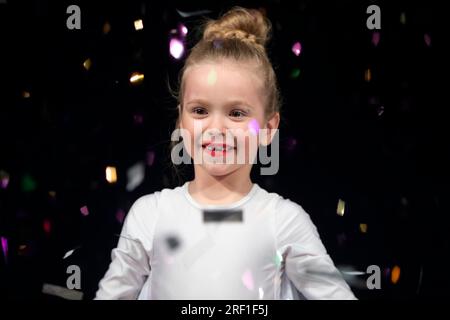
0, 170, 9, 189
63, 247, 80, 259
105, 166, 117, 184
371, 31, 380, 47
207, 68, 217, 86
242, 269, 254, 291
248, 118, 260, 136
400, 12, 406, 25
337, 232, 347, 246
43, 219, 51, 234
359, 223, 368, 233
365, 68, 371, 82
391, 265, 401, 284
80, 205, 89, 216
292, 41, 302, 56
416, 265, 424, 295
1, 236, 8, 263
175, 9, 212, 18
384, 267, 391, 278
115, 209, 126, 224
102, 21, 111, 34
42, 283, 83, 300
126, 162, 145, 192
179, 23, 188, 37
169, 38, 184, 59
401, 197, 408, 206
286, 137, 297, 152
134, 19, 143, 30
337, 199, 345, 216
290, 68, 301, 79
130, 72, 144, 85
22, 90, 31, 99
259, 287, 264, 299
274, 251, 283, 268
48, 190, 56, 198
22, 174, 37, 192
133, 113, 144, 125
377, 105, 385, 116
146, 150, 155, 167
83, 58, 92, 71
424, 33, 431, 47
165, 235, 181, 251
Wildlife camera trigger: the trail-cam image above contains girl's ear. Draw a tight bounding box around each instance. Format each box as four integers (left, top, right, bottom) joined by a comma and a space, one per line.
260, 112, 280, 146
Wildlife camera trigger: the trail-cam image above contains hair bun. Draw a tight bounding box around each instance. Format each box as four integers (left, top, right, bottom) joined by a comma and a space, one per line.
203, 7, 271, 47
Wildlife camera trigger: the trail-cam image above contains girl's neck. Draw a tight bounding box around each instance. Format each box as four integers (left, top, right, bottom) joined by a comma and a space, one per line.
188, 166, 253, 205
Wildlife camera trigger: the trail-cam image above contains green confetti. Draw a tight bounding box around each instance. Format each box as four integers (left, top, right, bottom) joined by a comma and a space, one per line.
290, 68, 301, 79
22, 174, 37, 192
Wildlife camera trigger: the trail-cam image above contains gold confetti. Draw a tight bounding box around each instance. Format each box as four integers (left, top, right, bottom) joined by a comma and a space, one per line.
391, 265, 401, 284
400, 12, 406, 25
102, 21, 111, 34
83, 58, 92, 71
22, 91, 31, 98
365, 68, 371, 82
359, 223, 368, 233
134, 19, 144, 31
105, 166, 117, 183
337, 199, 345, 216
130, 72, 144, 84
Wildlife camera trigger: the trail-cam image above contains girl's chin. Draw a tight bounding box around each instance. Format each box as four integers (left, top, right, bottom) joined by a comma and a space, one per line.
201, 163, 239, 176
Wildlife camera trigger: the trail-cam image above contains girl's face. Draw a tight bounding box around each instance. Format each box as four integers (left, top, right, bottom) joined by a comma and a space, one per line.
179, 60, 277, 178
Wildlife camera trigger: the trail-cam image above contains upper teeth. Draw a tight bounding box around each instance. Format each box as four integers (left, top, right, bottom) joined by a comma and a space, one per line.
206, 145, 233, 151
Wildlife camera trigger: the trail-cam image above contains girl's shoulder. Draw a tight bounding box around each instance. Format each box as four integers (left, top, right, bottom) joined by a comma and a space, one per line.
129, 184, 186, 213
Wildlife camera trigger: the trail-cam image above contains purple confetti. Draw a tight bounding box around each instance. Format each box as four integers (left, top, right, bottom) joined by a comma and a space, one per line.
372, 31, 380, 47
292, 41, 302, 56
146, 150, 155, 167
170, 38, 184, 59
116, 209, 126, 224
424, 33, 431, 47
248, 119, 260, 136
1, 236, 7, 263
80, 205, 89, 216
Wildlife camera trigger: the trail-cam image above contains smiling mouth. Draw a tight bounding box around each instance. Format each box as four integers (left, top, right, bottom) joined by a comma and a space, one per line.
201, 143, 236, 157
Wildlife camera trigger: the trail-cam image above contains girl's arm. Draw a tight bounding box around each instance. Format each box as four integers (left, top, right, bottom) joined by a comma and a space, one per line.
277, 200, 357, 300
95, 197, 154, 299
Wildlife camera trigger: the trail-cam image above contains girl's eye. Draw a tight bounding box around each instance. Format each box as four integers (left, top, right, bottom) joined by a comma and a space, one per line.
192, 107, 207, 115
230, 110, 247, 118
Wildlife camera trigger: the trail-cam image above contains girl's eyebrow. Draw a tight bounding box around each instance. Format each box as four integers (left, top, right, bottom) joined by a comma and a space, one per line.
185, 98, 254, 110
185, 98, 209, 106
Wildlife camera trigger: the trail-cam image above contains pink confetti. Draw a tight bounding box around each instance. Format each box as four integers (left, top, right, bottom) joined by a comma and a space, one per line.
169, 38, 184, 59
179, 23, 188, 37
0, 171, 9, 189
1, 236, 8, 263
80, 205, 89, 216
115, 209, 126, 224
146, 150, 155, 167
292, 41, 302, 56
424, 33, 431, 47
133, 113, 144, 125
286, 137, 298, 152
241, 269, 254, 291
372, 31, 380, 47
248, 119, 260, 136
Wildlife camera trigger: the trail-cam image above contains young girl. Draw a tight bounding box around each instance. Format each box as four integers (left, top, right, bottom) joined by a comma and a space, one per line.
95, 7, 356, 300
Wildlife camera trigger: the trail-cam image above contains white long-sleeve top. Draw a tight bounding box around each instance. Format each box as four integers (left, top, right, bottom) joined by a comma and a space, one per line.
95, 181, 356, 300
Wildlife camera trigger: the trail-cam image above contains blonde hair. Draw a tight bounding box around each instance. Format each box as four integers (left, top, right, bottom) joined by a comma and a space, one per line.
174, 6, 281, 127
169, 7, 281, 184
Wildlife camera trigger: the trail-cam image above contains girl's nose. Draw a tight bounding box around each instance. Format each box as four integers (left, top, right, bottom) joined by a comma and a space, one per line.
207, 115, 228, 136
